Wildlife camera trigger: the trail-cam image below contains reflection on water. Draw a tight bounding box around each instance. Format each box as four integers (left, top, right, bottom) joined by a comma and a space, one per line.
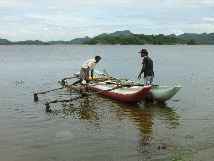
107, 100, 180, 153
47, 91, 180, 153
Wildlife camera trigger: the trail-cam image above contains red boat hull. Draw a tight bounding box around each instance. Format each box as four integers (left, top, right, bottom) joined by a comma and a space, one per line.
85, 85, 151, 103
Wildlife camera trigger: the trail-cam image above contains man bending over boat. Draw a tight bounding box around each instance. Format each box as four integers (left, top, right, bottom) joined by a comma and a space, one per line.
72, 56, 101, 85
138, 49, 158, 104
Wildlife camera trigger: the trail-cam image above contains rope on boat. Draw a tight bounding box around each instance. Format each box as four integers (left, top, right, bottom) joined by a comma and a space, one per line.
45, 85, 123, 112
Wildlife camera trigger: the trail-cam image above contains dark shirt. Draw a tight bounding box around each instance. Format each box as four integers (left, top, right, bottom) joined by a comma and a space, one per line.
143, 56, 154, 77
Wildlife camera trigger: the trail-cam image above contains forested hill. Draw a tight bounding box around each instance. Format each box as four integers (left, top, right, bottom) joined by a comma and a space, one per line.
1, 34, 188, 45
1, 30, 214, 45
83, 34, 188, 45
0, 38, 11, 45
171, 33, 214, 45
95, 30, 133, 38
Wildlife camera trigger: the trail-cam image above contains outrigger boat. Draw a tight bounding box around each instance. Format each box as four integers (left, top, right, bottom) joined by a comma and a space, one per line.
34, 70, 181, 111
90, 70, 181, 102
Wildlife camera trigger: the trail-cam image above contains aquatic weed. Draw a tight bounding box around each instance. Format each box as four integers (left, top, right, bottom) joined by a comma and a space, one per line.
167, 149, 195, 161
14, 80, 25, 85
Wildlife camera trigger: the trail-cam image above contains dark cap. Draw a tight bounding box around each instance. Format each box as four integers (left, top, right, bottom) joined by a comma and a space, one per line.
95, 56, 101, 59
138, 49, 148, 55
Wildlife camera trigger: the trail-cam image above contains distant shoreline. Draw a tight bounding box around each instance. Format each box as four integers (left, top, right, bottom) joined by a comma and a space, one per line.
1, 30, 214, 45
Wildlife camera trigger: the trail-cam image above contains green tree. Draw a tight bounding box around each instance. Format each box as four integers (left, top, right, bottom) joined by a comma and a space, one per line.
187, 39, 196, 45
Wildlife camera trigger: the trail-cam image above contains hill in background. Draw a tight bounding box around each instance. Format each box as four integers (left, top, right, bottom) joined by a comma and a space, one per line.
170, 33, 214, 44
83, 34, 188, 45
95, 30, 133, 38
1, 30, 214, 45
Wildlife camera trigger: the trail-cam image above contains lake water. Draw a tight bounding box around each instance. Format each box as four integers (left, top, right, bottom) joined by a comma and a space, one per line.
0, 45, 214, 161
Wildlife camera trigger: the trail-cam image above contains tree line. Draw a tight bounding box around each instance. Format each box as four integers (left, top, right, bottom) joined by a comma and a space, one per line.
0, 34, 198, 45
83, 34, 196, 45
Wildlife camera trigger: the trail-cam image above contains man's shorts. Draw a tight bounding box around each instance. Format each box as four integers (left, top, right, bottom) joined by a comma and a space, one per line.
144, 76, 154, 86
79, 68, 88, 79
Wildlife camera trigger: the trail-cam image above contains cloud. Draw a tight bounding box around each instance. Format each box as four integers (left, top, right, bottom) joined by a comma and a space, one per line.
32, 0, 214, 10
202, 17, 214, 21
0, 0, 214, 41
1, 0, 214, 12
171, 30, 184, 35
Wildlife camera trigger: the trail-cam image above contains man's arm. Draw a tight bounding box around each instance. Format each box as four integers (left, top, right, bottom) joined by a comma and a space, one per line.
138, 63, 146, 80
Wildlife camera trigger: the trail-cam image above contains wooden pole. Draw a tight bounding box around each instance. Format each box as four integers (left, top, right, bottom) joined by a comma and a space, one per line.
34, 86, 65, 101
45, 85, 122, 112
62, 76, 77, 81
34, 76, 77, 101
61, 77, 77, 86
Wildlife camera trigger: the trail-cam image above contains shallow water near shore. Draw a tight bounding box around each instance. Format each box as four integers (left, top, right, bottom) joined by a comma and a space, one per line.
0, 45, 214, 161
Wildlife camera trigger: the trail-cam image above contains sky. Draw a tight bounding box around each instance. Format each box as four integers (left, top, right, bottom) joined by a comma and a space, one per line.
0, 0, 214, 41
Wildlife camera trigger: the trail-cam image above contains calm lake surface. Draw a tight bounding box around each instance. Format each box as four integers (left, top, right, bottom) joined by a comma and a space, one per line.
0, 45, 214, 161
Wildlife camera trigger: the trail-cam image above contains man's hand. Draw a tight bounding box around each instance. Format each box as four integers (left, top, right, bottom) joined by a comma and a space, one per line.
138, 74, 141, 80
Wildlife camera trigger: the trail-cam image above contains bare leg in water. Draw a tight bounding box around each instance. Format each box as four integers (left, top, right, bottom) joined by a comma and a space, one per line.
148, 91, 158, 104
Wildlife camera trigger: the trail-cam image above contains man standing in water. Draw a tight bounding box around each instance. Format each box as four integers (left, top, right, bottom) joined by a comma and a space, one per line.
138, 49, 158, 104
72, 56, 101, 85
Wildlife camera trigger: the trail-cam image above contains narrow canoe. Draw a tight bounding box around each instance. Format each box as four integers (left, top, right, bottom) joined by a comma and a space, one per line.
81, 81, 151, 103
